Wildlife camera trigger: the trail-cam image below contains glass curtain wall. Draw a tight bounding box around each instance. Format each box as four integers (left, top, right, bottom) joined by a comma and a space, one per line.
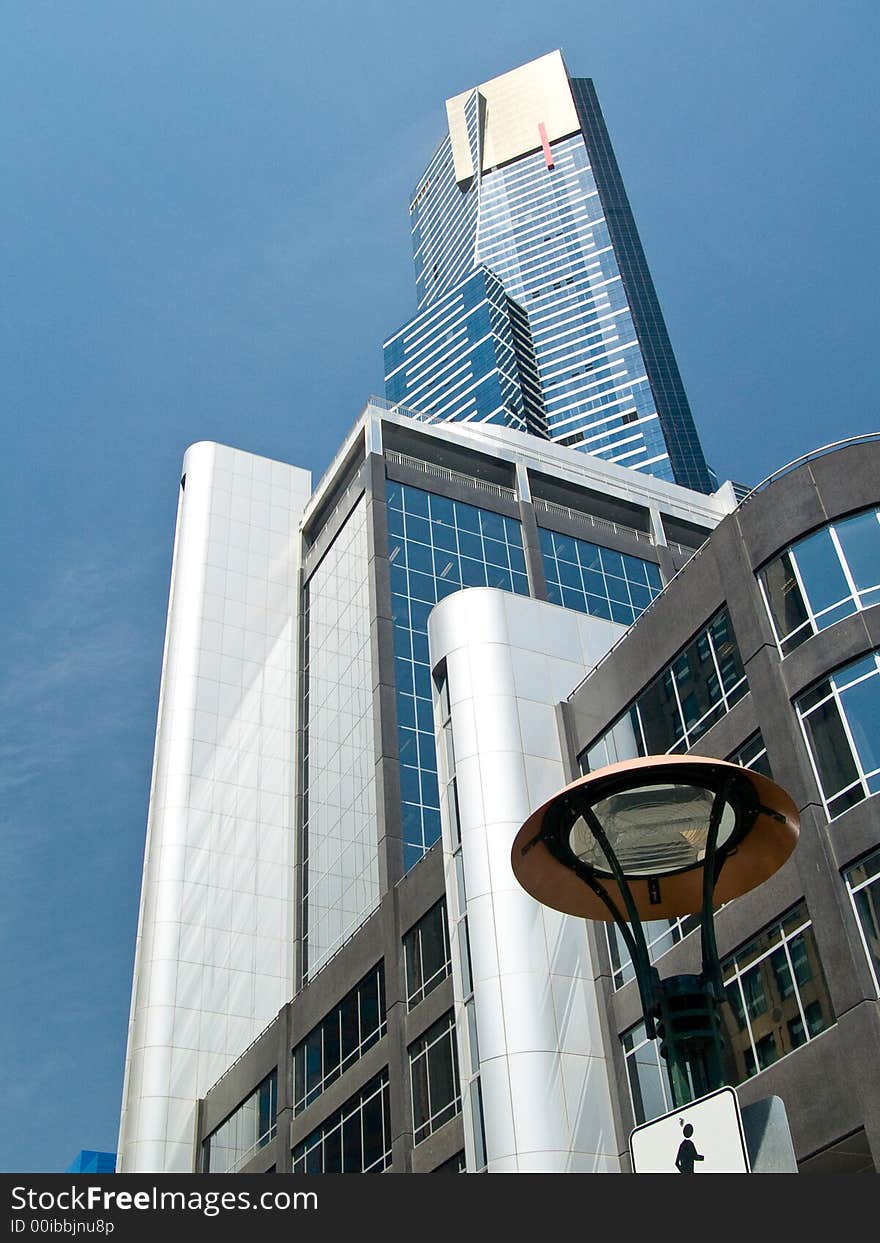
475, 134, 674, 478
384, 266, 544, 435
387, 481, 529, 869
539, 527, 662, 623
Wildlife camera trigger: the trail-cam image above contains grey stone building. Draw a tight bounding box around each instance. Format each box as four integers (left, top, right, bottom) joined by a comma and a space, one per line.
562, 437, 880, 1173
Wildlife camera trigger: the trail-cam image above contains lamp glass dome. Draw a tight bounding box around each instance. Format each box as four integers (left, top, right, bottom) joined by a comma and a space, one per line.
568, 781, 738, 878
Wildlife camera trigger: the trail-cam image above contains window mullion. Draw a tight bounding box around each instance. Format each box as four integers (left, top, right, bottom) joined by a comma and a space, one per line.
782, 936, 809, 1036
787, 548, 817, 639
667, 665, 688, 751
734, 969, 760, 1073
828, 525, 861, 606
830, 681, 869, 802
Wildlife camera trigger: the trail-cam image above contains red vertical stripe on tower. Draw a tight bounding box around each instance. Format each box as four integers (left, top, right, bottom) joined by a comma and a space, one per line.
538, 122, 554, 169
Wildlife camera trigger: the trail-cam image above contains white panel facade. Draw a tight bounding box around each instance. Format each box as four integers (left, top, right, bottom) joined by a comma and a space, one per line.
117, 442, 311, 1173
428, 587, 625, 1172
301, 497, 380, 977
446, 49, 580, 180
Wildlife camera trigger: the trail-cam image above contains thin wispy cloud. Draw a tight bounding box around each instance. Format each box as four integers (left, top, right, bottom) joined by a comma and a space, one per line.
1, 554, 158, 745
0, 548, 165, 1168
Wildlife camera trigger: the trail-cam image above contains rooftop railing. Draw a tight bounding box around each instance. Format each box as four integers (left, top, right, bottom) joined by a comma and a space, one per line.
384, 448, 516, 500
736, 433, 880, 506
531, 496, 654, 545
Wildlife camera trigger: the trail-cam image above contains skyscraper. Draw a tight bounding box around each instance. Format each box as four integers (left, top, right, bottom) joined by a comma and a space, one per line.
384, 51, 713, 493
117, 49, 732, 1176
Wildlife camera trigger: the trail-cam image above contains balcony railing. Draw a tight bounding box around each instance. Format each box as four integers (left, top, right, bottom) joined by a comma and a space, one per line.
384, 449, 516, 500
531, 495, 654, 545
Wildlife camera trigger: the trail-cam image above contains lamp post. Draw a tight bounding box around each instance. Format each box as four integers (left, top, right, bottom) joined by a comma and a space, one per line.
511, 755, 799, 1108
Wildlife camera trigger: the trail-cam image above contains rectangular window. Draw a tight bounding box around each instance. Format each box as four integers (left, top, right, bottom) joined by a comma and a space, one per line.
729, 731, 772, 779
581, 607, 748, 769
720, 906, 834, 1086
292, 1072, 391, 1173
607, 914, 700, 990
203, 1072, 277, 1173
623, 905, 835, 1124
469, 1078, 488, 1172
292, 964, 386, 1115
759, 508, 880, 655
404, 901, 452, 1009
796, 651, 880, 819
622, 1021, 673, 1127
845, 848, 880, 995
409, 1012, 462, 1144
434, 667, 485, 1166
538, 526, 662, 625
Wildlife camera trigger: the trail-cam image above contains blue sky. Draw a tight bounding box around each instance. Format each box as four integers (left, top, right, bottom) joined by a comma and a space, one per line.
1, 1, 877, 1172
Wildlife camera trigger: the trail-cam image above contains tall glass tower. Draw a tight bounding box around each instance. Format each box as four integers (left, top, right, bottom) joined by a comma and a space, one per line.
384, 51, 714, 493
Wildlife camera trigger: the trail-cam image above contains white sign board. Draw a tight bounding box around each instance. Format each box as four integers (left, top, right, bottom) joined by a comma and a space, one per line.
630, 1086, 751, 1174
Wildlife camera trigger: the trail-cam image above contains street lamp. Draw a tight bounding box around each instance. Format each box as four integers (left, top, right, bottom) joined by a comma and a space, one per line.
511, 755, 799, 1107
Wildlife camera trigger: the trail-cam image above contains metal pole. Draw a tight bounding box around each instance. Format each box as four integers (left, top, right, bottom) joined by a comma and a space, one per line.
539, 784, 735, 1107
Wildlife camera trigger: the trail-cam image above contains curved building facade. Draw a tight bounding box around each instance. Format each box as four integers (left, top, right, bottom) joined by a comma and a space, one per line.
563, 438, 880, 1172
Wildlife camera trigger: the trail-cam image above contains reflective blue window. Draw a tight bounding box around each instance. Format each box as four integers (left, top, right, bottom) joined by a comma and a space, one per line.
387, 481, 529, 870
403, 125, 692, 482
759, 508, 880, 655
796, 651, 880, 819
383, 265, 540, 436
539, 527, 661, 625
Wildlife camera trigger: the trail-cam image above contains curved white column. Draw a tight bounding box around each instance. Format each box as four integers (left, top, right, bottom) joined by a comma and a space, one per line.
429, 587, 625, 1172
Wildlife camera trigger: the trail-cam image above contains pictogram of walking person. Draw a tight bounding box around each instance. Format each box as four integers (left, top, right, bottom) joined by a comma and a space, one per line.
675, 1122, 704, 1173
